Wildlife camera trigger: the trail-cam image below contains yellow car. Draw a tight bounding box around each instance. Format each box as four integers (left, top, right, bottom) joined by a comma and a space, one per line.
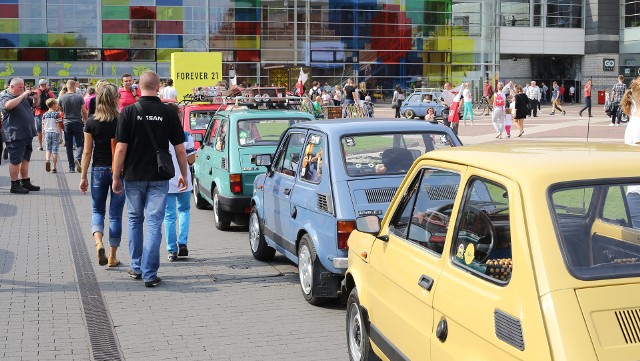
342, 142, 640, 361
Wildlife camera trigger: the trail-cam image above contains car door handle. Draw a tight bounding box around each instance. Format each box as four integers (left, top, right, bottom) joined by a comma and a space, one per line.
418, 274, 434, 291
283, 188, 291, 195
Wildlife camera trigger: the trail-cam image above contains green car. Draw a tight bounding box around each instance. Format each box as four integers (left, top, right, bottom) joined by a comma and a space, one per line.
192, 108, 315, 230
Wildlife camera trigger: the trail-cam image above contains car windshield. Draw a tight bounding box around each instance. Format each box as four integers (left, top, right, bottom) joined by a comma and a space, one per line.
237, 118, 308, 146
341, 132, 456, 176
189, 111, 215, 130
550, 181, 640, 280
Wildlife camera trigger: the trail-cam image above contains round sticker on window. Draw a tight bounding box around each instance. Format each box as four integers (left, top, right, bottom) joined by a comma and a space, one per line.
464, 243, 475, 265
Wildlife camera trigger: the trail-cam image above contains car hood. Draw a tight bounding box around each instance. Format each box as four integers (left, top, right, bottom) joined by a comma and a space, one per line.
575, 283, 640, 359
347, 176, 406, 218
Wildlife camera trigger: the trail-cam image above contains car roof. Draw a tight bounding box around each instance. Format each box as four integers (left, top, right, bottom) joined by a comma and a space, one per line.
424, 142, 640, 185
216, 109, 315, 120
289, 118, 455, 137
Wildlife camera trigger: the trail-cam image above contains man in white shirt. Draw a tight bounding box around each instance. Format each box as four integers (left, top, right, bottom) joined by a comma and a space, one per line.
159, 79, 178, 101
526, 81, 541, 117
569, 85, 575, 103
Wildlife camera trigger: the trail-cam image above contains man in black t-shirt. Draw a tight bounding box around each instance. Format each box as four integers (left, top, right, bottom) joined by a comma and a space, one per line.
112, 71, 188, 288
343, 78, 356, 105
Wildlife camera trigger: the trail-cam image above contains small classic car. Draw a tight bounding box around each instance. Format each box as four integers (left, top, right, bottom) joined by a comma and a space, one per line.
343, 142, 640, 361
249, 119, 461, 304
192, 108, 315, 230
400, 91, 446, 120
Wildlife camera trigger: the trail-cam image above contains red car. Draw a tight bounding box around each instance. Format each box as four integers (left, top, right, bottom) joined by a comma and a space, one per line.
181, 103, 226, 149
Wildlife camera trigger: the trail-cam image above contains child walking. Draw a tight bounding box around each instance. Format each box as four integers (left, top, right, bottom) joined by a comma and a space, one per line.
42, 98, 63, 173
504, 107, 513, 139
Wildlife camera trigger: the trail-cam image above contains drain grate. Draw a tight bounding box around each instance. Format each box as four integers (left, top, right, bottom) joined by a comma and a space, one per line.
56, 172, 124, 361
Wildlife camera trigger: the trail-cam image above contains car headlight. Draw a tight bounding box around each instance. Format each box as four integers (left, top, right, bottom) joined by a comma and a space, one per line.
262, 94, 270, 102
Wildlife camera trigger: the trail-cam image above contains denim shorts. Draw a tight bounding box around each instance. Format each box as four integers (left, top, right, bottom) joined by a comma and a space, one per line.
6, 138, 33, 165
34, 115, 43, 133
45, 132, 60, 153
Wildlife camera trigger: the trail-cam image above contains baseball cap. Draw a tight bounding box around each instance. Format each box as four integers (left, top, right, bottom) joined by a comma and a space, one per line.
38, 79, 47, 85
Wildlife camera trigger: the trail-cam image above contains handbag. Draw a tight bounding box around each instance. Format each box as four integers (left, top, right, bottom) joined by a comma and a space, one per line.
134, 102, 175, 179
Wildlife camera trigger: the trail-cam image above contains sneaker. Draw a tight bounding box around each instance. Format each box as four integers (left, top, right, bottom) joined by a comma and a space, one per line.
609, 123, 615, 126
144, 276, 162, 288
167, 253, 178, 261
506, 135, 511, 138
38, 146, 43, 151
178, 244, 189, 257
127, 268, 142, 279
10, 181, 29, 194
549, 112, 555, 115
2, 147, 7, 160
20, 179, 40, 191
75, 159, 81, 173
45, 161, 51, 173
616, 124, 620, 126
51, 168, 57, 173
562, 111, 566, 115
69, 167, 75, 173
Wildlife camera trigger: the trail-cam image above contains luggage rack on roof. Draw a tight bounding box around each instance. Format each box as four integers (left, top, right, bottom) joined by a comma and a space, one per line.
179, 90, 307, 110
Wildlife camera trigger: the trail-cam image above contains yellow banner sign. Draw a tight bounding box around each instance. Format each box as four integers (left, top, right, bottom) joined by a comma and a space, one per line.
170, 52, 223, 101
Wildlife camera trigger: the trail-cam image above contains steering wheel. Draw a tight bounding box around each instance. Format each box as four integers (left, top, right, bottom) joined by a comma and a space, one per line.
434, 204, 495, 263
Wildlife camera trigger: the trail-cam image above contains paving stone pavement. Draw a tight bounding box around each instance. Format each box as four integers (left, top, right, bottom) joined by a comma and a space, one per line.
0, 103, 629, 360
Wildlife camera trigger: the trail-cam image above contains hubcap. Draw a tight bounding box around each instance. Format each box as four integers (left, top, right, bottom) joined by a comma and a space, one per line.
348, 303, 363, 360
298, 245, 312, 295
213, 192, 220, 223
249, 212, 260, 252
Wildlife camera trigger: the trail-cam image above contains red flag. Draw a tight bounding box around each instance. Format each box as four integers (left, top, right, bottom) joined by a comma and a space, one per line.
295, 68, 307, 96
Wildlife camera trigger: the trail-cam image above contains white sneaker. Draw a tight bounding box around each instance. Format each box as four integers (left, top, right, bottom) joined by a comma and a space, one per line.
609, 123, 615, 126
616, 124, 620, 126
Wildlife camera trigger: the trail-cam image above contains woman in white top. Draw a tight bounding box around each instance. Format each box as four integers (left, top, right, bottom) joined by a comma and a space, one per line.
461, 82, 474, 125
333, 85, 342, 106
621, 77, 640, 227
491, 84, 506, 138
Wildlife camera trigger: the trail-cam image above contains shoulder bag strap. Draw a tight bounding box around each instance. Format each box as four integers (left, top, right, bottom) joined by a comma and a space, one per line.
134, 102, 160, 152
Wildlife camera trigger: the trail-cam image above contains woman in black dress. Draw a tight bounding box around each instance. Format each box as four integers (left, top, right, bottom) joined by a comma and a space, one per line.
513, 84, 529, 137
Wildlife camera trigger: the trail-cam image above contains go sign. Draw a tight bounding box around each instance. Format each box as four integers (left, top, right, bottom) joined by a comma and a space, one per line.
603, 58, 615, 71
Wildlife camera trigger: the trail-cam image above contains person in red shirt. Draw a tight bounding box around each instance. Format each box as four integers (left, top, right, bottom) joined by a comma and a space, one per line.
117, 73, 141, 111
34, 79, 56, 150
579, 79, 592, 117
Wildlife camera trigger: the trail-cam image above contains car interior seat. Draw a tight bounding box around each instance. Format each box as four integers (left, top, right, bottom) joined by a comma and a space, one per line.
381, 147, 414, 173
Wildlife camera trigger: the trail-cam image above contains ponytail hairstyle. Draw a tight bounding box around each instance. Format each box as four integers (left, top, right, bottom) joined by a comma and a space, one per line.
621, 77, 640, 116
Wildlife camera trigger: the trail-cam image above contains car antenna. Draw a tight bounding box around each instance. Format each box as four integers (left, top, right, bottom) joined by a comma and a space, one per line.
586, 76, 592, 142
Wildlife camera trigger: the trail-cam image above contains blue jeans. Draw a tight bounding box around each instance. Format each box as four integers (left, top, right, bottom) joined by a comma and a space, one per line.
125, 180, 169, 282
64, 122, 84, 169
91, 167, 126, 247
579, 96, 592, 116
164, 192, 191, 253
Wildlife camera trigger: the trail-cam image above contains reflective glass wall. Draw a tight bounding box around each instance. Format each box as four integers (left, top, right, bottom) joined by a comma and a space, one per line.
0, 0, 499, 93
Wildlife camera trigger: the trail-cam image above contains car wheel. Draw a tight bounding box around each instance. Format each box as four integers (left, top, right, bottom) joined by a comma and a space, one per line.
404, 109, 415, 119
249, 206, 275, 261
193, 177, 210, 210
347, 288, 373, 361
298, 235, 328, 305
212, 187, 231, 231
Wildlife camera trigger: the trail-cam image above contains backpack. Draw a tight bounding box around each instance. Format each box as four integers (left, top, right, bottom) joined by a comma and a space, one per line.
37, 89, 51, 110
494, 93, 505, 107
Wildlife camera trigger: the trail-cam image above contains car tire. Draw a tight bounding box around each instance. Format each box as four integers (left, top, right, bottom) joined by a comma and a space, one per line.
347, 288, 374, 361
193, 177, 210, 210
212, 187, 231, 231
298, 235, 329, 305
404, 109, 415, 119
249, 206, 275, 261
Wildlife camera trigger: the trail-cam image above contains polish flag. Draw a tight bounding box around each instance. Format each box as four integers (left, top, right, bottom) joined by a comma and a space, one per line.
230, 74, 237, 87
295, 68, 307, 96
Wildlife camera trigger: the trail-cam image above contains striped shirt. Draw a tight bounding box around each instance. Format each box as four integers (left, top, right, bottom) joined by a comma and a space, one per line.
612, 82, 627, 103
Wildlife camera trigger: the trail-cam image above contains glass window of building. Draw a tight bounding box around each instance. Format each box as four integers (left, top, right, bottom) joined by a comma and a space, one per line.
547, 0, 582, 28
625, 0, 640, 27
501, 0, 530, 27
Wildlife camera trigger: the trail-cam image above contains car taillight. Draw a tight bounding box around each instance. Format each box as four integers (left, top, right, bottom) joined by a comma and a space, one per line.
337, 220, 355, 250
230, 174, 242, 193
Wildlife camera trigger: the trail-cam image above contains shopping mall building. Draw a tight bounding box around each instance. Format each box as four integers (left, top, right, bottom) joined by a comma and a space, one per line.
0, 0, 633, 99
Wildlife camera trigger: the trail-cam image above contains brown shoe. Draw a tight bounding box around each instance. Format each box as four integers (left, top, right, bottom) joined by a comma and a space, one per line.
107, 257, 121, 267
96, 245, 108, 266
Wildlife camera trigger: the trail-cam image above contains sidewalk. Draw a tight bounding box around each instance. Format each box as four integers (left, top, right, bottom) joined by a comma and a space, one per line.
0, 143, 346, 361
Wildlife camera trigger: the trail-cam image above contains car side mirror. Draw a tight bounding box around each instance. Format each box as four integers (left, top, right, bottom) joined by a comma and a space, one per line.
252, 154, 272, 169
355, 215, 381, 235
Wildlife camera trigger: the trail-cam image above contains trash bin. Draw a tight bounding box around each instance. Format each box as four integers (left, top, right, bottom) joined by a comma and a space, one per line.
598, 90, 606, 105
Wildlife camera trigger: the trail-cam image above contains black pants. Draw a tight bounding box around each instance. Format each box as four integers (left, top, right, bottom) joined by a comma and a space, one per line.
611, 102, 622, 124
63, 122, 84, 169
528, 99, 539, 117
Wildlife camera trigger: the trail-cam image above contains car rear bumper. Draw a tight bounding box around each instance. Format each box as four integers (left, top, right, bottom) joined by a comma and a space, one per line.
218, 194, 252, 214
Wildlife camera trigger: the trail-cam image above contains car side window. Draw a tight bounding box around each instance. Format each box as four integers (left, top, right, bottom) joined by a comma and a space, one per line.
300, 133, 324, 184
601, 185, 632, 227
215, 119, 228, 151
206, 118, 220, 146
390, 168, 461, 255
273, 132, 305, 177
452, 178, 512, 284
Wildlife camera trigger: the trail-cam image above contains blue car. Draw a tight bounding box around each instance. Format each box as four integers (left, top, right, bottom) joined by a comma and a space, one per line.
249, 119, 462, 304
400, 90, 447, 120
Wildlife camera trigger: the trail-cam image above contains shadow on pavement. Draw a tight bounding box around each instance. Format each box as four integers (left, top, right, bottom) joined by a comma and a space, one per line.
0, 203, 17, 217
